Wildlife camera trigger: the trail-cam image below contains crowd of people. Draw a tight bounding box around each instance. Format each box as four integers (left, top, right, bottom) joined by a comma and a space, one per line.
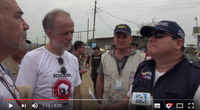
0, 0, 200, 110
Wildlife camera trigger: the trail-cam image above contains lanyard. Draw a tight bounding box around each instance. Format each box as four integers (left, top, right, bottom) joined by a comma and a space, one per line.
0, 64, 22, 108
115, 56, 129, 76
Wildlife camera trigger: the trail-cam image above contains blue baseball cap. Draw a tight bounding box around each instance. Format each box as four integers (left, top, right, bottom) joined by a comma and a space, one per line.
114, 24, 132, 36
140, 20, 185, 39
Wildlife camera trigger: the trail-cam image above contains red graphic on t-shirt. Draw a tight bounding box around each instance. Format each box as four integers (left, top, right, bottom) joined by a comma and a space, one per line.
53, 80, 71, 99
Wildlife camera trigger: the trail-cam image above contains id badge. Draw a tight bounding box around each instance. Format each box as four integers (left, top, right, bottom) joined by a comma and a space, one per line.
114, 79, 122, 91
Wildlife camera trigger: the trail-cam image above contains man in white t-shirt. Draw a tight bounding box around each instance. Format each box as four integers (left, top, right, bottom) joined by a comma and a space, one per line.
0, 0, 29, 109
16, 9, 82, 110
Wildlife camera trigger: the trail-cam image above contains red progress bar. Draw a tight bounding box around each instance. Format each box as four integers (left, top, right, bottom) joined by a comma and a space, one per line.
5, 99, 104, 101
5, 99, 69, 101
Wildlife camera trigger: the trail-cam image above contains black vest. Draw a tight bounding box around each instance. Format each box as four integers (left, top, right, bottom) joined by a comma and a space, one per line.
132, 58, 200, 100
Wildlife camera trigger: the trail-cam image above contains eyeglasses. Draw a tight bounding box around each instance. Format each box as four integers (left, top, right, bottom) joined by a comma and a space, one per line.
57, 57, 67, 75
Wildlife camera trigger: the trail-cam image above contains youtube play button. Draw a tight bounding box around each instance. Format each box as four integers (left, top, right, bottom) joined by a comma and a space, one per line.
8, 103, 13, 109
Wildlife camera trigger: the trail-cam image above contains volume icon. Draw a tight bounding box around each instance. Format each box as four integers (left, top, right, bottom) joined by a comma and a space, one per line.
21, 104, 26, 108
32, 103, 38, 109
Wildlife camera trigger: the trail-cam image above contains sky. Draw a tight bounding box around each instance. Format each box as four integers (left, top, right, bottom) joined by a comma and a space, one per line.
17, 0, 200, 45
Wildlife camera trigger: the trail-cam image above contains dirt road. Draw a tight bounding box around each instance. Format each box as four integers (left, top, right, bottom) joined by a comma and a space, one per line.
80, 68, 98, 110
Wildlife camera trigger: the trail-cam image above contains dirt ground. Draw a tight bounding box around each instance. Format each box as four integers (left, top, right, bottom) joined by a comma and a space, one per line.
80, 67, 98, 110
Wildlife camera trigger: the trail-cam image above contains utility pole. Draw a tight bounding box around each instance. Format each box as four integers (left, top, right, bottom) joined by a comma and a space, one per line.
195, 16, 200, 49
92, 0, 97, 42
195, 16, 199, 28
87, 17, 89, 43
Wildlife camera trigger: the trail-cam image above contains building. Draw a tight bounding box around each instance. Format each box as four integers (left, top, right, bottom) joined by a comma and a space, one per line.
91, 35, 145, 50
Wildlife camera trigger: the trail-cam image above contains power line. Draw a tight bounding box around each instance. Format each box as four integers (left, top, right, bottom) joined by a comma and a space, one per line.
99, 8, 141, 27
97, 13, 113, 31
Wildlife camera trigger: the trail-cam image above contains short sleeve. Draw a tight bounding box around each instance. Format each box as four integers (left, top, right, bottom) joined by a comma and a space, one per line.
15, 54, 38, 89
72, 58, 82, 87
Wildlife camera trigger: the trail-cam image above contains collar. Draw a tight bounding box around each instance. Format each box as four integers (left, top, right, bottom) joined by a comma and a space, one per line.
150, 55, 187, 72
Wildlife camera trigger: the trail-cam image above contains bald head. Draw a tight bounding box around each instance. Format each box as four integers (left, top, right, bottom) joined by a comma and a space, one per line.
42, 9, 71, 34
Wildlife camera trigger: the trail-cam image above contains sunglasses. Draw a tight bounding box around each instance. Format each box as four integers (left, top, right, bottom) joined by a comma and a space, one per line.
57, 57, 67, 75
148, 30, 175, 39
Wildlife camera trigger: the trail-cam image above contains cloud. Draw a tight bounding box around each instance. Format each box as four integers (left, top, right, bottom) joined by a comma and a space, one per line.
16, 0, 200, 44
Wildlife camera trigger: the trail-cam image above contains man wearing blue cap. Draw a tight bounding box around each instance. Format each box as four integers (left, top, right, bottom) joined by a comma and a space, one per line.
96, 24, 144, 105
130, 20, 200, 109
98, 20, 200, 110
